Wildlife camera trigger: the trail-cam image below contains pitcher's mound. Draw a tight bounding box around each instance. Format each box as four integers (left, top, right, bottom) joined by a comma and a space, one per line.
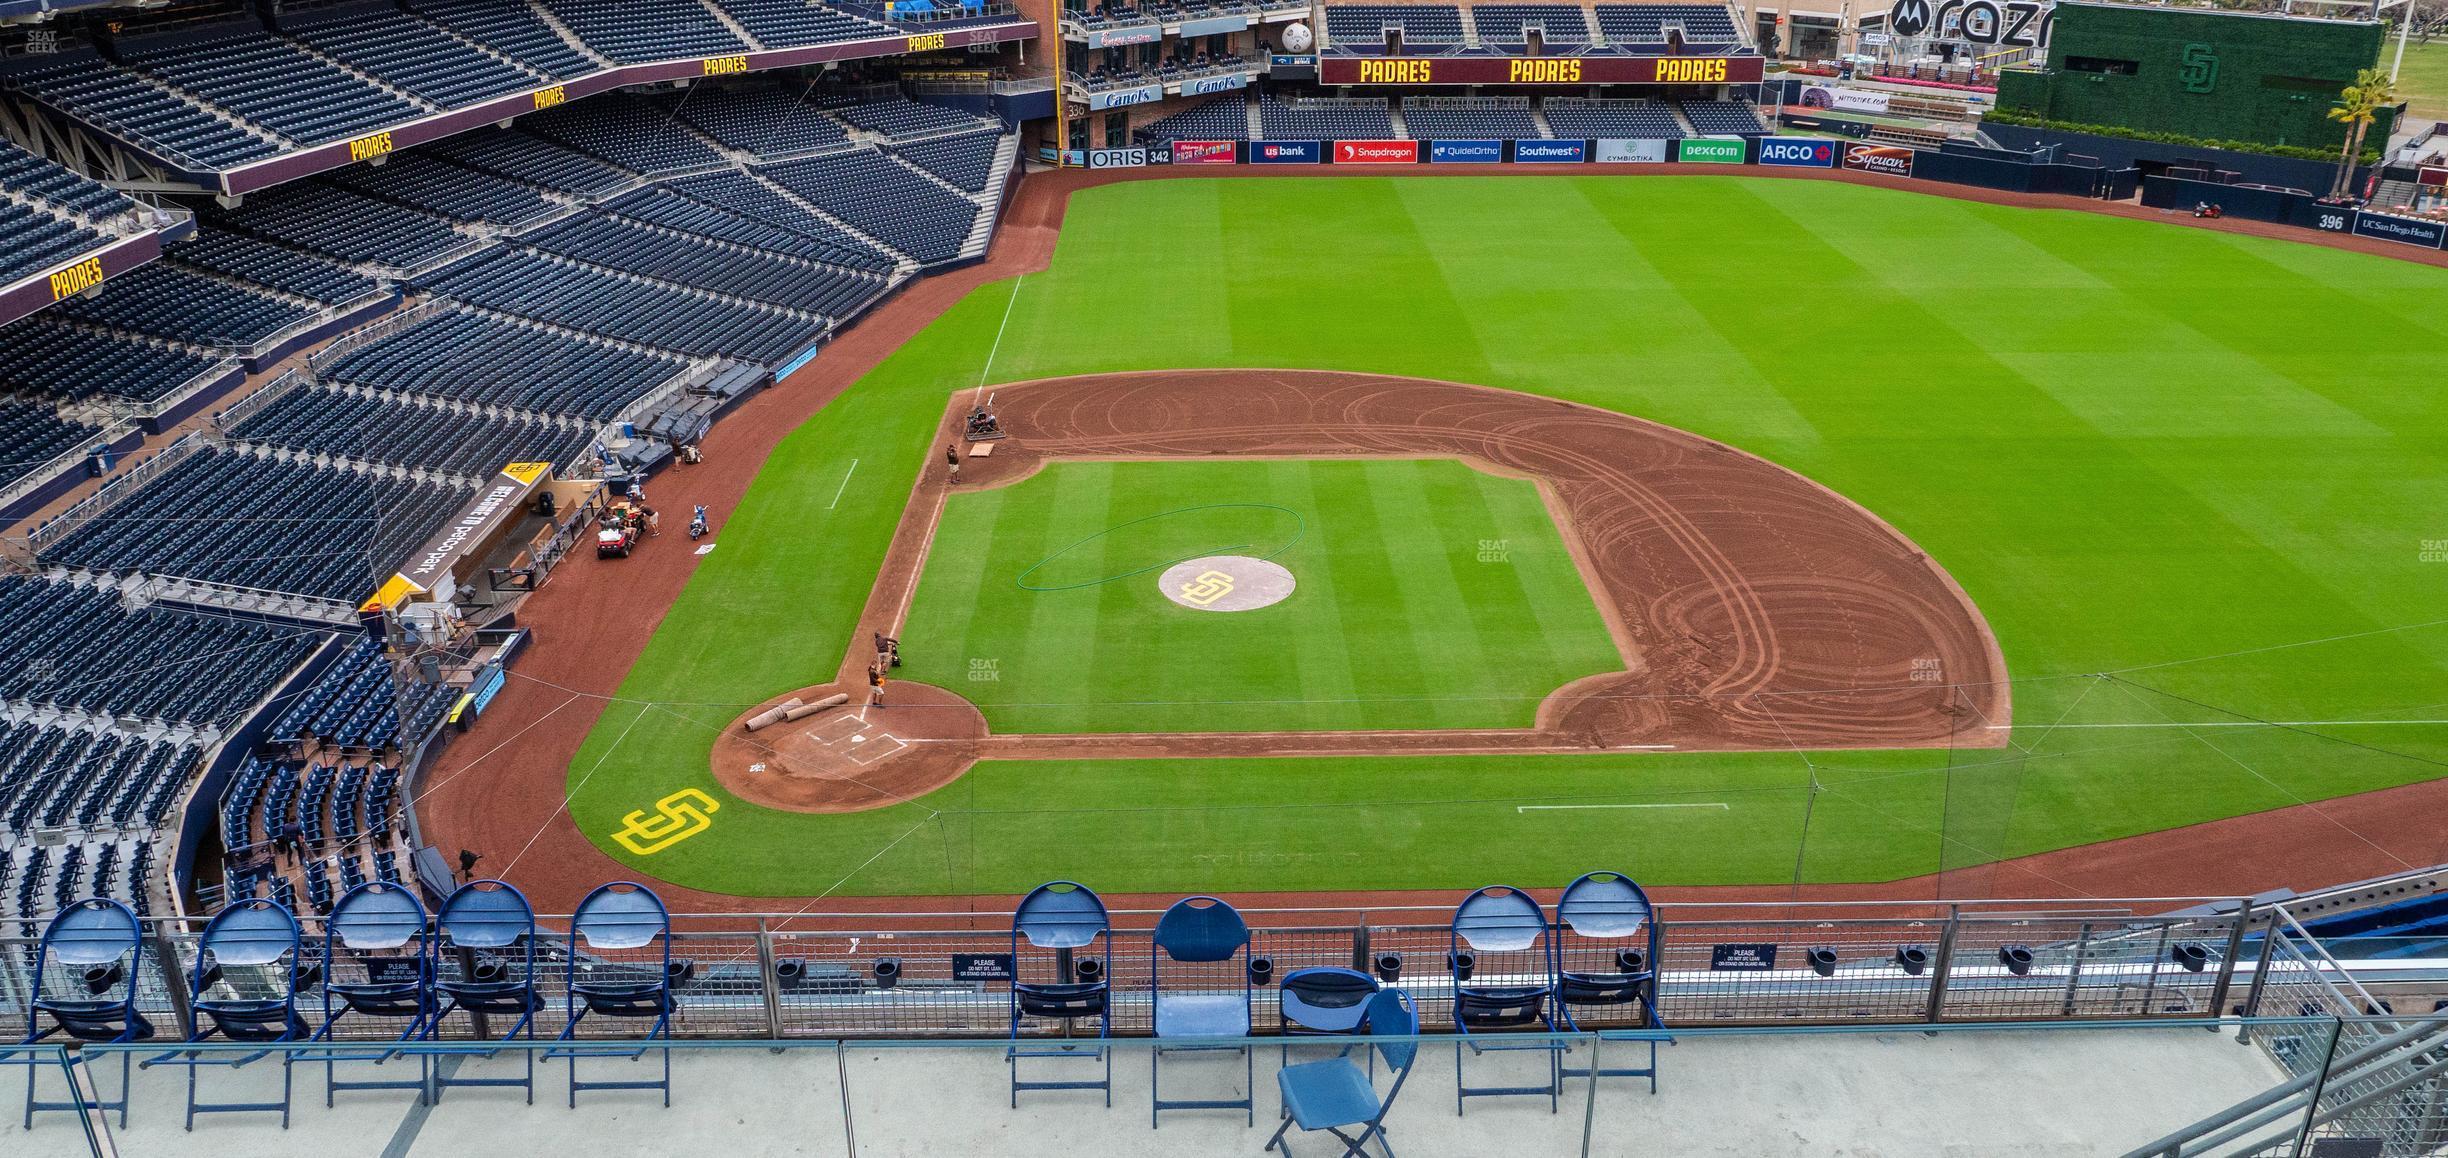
1159, 555, 1295, 612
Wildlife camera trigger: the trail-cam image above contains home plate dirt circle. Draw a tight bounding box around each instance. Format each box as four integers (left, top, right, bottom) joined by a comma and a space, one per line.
709, 682, 987, 813
1159, 555, 1295, 612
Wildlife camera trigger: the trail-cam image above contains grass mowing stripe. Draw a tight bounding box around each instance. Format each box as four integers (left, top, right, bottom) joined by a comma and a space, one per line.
569, 176, 2448, 895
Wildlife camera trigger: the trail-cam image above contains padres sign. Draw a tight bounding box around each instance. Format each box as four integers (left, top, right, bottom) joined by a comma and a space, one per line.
1321, 55, 1762, 86
612, 788, 721, 855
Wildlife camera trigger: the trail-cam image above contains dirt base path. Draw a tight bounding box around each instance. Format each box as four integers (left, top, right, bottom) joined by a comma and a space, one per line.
707, 368, 2010, 813
416, 164, 2448, 917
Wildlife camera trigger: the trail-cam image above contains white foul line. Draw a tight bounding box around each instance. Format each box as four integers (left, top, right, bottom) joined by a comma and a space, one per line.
972, 274, 1025, 408
1984, 719, 2448, 730
1515, 803, 1732, 813
826, 458, 859, 510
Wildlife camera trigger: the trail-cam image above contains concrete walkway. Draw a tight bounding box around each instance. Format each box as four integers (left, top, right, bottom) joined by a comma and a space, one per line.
20, 1025, 2284, 1157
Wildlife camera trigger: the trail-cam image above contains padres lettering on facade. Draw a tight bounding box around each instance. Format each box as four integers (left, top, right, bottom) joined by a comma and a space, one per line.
1653, 58, 1728, 83
347, 132, 395, 162
905, 31, 947, 51
1325, 55, 1760, 85
702, 54, 749, 75
532, 85, 567, 110
47, 257, 104, 301
1357, 58, 1434, 84
1507, 58, 1581, 83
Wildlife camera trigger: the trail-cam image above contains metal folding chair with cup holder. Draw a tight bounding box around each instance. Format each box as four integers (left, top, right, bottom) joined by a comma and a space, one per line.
545, 881, 692, 1107
1449, 885, 1564, 1114
312, 881, 437, 1105
1007, 880, 1112, 1107
1552, 870, 1671, 1092
1275, 966, 1380, 1067
1266, 988, 1419, 1158
15, 898, 154, 1128
428, 878, 545, 1103
142, 898, 313, 1129
1149, 895, 1255, 1127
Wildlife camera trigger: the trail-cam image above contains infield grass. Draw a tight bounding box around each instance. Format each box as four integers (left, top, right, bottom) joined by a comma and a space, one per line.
565, 175, 2448, 897
895, 458, 1622, 733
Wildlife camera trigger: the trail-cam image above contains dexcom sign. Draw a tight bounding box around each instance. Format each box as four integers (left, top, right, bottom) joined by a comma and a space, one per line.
1755, 137, 1838, 168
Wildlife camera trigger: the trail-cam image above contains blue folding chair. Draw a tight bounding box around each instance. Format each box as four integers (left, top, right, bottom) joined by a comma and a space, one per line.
545, 882, 691, 1107
1267, 988, 1418, 1157
312, 881, 436, 1105
141, 898, 310, 1129
1552, 871, 1672, 1092
428, 879, 543, 1103
1276, 966, 1380, 1067
1149, 895, 1253, 1127
15, 898, 153, 1128
1007, 880, 1111, 1107
1449, 885, 1562, 1114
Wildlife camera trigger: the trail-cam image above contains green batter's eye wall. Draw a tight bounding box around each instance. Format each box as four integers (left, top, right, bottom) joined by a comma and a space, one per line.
1993, 2, 2392, 153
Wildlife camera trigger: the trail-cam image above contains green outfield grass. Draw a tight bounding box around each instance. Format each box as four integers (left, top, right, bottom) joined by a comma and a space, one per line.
895, 458, 1622, 733
2397, 40, 2448, 118
562, 175, 2448, 898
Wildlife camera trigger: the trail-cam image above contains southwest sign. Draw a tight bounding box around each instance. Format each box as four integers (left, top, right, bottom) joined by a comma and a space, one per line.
1320, 55, 1764, 86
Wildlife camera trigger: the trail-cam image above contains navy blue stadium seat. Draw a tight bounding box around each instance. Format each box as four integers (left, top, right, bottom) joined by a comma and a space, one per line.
416, 247, 823, 362
539, 0, 748, 63
113, 21, 427, 147
229, 383, 596, 478
407, 0, 601, 79
1, 46, 285, 171
0, 575, 322, 723
0, 398, 101, 495
49, 263, 311, 347
208, 182, 468, 268
756, 146, 984, 265
38, 446, 478, 601
1258, 96, 1394, 141
172, 228, 380, 305
317, 307, 691, 419
1139, 95, 1254, 143
1678, 99, 1767, 136
279, 1, 551, 110
423, 126, 637, 197
321, 153, 558, 226
1541, 98, 1683, 139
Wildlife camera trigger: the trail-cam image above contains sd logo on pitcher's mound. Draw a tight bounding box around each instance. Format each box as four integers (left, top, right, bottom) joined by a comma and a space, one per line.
1158, 555, 1295, 612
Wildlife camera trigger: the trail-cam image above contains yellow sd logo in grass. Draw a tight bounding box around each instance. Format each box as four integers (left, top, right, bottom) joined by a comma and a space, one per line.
612, 788, 721, 855
1177, 569, 1236, 607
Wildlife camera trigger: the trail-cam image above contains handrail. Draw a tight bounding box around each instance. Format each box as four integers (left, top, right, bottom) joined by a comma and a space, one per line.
2121, 1013, 2448, 1157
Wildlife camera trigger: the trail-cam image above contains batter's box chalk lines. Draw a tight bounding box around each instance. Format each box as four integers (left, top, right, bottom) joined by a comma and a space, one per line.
850, 735, 908, 766
1515, 803, 1732, 813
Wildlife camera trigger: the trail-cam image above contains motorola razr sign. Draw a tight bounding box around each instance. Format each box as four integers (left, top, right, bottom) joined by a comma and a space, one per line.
1885, 0, 2054, 50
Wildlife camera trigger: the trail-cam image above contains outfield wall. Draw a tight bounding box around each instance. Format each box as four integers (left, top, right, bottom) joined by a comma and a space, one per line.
1095, 136, 2448, 255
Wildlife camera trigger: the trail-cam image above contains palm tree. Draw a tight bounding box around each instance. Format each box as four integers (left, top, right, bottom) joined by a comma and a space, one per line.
2327, 67, 2398, 200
